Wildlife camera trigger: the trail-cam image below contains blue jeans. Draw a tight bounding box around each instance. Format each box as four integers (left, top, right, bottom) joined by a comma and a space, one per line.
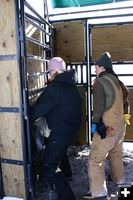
42, 130, 77, 200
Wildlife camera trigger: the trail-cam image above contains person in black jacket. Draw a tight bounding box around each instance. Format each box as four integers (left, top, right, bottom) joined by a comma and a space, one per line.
30, 57, 82, 200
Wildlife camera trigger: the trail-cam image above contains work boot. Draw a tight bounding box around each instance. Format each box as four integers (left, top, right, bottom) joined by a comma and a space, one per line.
83, 192, 107, 199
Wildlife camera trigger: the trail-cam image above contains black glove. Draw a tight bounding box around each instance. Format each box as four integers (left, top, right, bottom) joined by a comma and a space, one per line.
32, 124, 46, 152
96, 118, 106, 139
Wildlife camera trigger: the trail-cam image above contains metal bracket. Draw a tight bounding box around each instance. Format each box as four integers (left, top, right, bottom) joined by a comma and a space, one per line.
0, 55, 17, 61
1, 158, 23, 166
0, 107, 20, 113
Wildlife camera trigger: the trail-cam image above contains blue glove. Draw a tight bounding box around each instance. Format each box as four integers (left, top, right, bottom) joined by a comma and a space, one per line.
91, 123, 97, 134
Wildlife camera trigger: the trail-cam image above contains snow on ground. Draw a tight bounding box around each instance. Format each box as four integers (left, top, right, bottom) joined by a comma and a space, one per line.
35, 142, 133, 200
1, 142, 133, 200
69, 142, 133, 200
70, 143, 133, 199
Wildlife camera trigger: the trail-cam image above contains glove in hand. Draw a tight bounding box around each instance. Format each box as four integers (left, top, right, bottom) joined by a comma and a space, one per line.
123, 114, 131, 125
91, 123, 97, 134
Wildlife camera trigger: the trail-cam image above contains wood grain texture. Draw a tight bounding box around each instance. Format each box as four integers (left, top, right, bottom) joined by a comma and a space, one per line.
0, 61, 20, 107
92, 24, 133, 61
0, 0, 16, 55
0, 1, 25, 197
1, 164, 25, 198
53, 21, 84, 62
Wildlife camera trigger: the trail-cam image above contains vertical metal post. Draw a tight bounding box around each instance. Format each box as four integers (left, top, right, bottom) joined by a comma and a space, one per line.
85, 20, 92, 145
20, 0, 33, 163
14, 0, 56, 198
20, 0, 36, 198
0, 162, 4, 198
14, 0, 31, 199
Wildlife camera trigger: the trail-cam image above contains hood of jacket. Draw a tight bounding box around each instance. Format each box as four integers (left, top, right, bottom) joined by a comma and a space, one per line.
53, 69, 77, 85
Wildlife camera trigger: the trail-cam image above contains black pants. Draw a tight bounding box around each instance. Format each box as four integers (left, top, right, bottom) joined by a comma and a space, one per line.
59, 152, 72, 179
43, 130, 77, 200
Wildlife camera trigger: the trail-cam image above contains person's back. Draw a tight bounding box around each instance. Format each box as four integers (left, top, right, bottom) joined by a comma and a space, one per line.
45, 69, 82, 132
30, 57, 82, 200
94, 72, 124, 136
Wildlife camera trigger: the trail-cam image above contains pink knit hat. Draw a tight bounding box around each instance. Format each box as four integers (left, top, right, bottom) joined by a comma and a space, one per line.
47, 57, 66, 72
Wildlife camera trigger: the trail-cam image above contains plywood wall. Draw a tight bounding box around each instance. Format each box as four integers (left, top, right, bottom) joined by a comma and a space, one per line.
53, 21, 85, 63
0, 1, 16, 54
53, 21, 133, 62
92, 24, 133, 62
53, 20, 133, 142
0, 0, 25, 198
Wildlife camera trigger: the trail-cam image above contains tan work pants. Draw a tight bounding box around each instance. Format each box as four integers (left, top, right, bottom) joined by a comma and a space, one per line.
88, 131, 125, 197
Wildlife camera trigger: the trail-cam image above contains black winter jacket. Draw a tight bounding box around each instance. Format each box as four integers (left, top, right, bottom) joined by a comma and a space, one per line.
30, 69, 82, 132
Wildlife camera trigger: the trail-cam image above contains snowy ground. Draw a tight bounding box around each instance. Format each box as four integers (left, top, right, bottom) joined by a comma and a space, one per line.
69, 142, 133, 200
1, 142, 133, 200
35, 142, 133, 200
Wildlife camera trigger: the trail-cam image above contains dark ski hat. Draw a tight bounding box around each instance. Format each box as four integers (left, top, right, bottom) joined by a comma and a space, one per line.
95, 52, 112, 69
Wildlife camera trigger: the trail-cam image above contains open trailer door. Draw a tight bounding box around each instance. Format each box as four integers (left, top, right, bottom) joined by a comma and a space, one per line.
86, 18, 133, 143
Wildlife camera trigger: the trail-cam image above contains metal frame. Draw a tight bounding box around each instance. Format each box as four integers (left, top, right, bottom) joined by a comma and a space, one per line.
49, 5, 133, 17
14, 0, 31, 199
1, 158, 23, 166
48, 1, 133, 18
86, 19, 133, 144
49, 13, 133, 23
85, 21, 93, 145
13, 0, 56, 199
0, 162, 4, 198
63, 19, 133, 145
49, 3, 133, 144
0, 107, 20, 113
48, 8, 133, 23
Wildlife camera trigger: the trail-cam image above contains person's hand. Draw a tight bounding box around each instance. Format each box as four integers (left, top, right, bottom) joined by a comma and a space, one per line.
123, 114, 131, 125
91, 123, 97, 134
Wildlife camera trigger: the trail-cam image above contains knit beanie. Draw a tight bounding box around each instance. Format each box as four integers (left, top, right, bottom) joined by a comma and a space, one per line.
95, 52, 112, 69
47, 57, 66, 72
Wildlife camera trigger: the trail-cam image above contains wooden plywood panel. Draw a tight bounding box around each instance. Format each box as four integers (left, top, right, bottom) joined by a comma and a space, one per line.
0, 113, 23, 160
0, 61, 20, 107
0, 2, 25, 197
92, 24, 133, 61
53, 21, 84, 62
1, 164, 25, 198
125, 89, 133, 140
0, 0, 16, 55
